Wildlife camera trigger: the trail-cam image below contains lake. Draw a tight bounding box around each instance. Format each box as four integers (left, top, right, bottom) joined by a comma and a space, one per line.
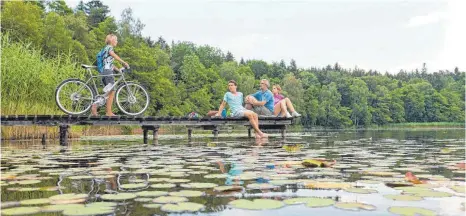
1, 129, 465, 216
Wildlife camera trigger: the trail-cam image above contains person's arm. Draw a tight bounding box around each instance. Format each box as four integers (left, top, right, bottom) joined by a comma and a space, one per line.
254, 100, 266, 106
109, 50, 129, 67
215, 100, 227, 117
249, 91, 266, 106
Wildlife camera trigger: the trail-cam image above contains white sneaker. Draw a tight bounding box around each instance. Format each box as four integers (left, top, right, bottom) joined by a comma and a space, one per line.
286, 111, 292, 118
292, 111, 301, 117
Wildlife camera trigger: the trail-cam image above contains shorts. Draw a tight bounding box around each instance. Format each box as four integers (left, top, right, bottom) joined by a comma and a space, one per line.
231, 108, 247, 118
252, 106, 273, 116
101, 69, 115, 86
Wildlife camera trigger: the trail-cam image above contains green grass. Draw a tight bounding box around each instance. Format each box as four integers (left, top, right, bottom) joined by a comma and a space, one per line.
371, 122, 464, 128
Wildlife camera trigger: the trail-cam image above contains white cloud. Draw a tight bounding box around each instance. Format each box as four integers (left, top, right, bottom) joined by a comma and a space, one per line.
406, 11, 446, 28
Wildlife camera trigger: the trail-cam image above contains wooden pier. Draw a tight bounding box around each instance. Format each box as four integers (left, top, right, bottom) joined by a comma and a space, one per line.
1, 115, 295, 145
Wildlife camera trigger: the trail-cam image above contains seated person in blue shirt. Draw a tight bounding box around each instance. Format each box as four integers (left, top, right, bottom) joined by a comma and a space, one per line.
215, 80, 268, 138
245, 79, 274, 116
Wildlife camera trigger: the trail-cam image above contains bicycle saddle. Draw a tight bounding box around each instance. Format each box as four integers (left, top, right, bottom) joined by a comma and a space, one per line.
81, 64, 96, 69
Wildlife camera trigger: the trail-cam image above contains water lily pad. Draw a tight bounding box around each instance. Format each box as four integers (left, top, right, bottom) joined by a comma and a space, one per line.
343, 188, 378, 194
101, 193, 137, 201
68, 175, 94, 180
150, 183, 176, 189
1, 207, 41, 215
120, 183, 147, 189
334, 202, 376, 211
388, 206, 436, 216
85, 202, 117, 208
135, 191, 168, 197
180, 182, 218, 189
62, 206, 114, 216
169, 190, 204, 197
148, 178, 171, 183
41, 204, 85, 212
305, 198, 336, 208
166, 179, 190, 183
49, 194, 88, 204
356, 180, 380, 184
269, 179, 299, 186
409, 191, 453, 197
161, 202, 205, 212
305, 182, 352, 189
385, 182, 414, 187
383, 195, 423, 201
284, 197, 319, 205
229, 199, 285, 210
450, 186, 465, 193
143, 203, 162, 208
363, 171, 398, 177
204, 174, 228, 179
395, 187, 432, 193
246, 183, 278, 190
20, 198, 50, 205
153, 196, 188, 204
214, 185, 244, 192
16, 180, 41, 185
135, 198, 153, 202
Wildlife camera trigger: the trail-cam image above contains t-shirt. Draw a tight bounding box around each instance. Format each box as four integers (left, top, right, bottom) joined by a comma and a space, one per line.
223, 92, 244, 115
274, 94, 285, 106
103, 45, 114, 70
251, 90, 274, 112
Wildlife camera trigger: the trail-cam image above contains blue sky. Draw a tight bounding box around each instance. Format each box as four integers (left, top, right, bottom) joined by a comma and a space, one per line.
66, 0, 466, 73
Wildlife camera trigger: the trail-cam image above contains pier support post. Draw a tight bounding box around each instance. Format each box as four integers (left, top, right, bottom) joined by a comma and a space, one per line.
59, 125, 69, 146
142, 125, 159, 144
143, 127, 148, 144
212, 126, 219, 138
280, 126, 286, 139
248, 128, 252, 138
188, 128, 193, 141
152, 126, 159, 141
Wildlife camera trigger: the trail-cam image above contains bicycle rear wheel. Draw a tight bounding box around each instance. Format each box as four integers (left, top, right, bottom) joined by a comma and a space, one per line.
55, 79, 95, 115
115, 82, 150, 116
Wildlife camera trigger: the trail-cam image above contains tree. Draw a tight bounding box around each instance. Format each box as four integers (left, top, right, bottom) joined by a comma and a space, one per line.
47, 0, 73, 15
119, 7, 145, 41
239, 58, 246, 65
282, 74, 304, 112
317, 83, 352, 128
349, 79, 372, 127
288, 59, 298, 75
225, 51, 235, 62
1, 1, 44, 46
85, 0, 110, 28
42, 12, 73, 58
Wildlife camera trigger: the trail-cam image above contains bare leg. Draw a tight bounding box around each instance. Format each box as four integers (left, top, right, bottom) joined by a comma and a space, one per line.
106, 90, 116, 116
91, 104, 98, 116
280, 100, 287, 116
244, 111, 266, 138
273, 103, 282, 116
245, 95, 260, 111
207, 111, 218, 116
284, 98, 296, 113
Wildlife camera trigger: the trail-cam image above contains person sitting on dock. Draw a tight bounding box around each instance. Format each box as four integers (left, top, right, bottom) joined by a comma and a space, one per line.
272, 84, 301, 118
215, 80, 268, 138
245, 79, 274, 116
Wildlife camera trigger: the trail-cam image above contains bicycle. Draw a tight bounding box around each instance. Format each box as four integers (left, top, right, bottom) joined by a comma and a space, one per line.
55, 64, 150, 116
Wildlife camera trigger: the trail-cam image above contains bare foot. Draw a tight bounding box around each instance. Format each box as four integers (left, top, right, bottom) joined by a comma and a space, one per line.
106, 113, 116, 117
254, 132, 262, 139
91, 104, 98, 116
260, 133, 269, 138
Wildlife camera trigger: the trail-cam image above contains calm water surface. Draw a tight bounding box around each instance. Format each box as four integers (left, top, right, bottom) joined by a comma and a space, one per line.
1, 129, 465, 216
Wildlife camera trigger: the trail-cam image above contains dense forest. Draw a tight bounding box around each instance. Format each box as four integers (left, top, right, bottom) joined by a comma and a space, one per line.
1, 0, 464, 128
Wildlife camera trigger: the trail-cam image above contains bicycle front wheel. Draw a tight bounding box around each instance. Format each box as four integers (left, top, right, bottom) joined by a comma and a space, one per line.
55, 79, 95, 115
115, 82, 150, 116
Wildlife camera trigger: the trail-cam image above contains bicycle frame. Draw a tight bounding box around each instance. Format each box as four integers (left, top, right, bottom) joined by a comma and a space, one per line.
73, 67, 133, 104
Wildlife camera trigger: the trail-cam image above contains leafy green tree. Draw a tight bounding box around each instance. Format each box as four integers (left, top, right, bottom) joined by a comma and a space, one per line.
1, 1, 44, 46
47, 0, 73, 15
349, 78, 371, 127
85, 0, 110, 28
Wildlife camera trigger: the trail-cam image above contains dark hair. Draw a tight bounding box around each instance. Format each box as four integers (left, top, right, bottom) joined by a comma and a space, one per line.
228, 80, 237, 86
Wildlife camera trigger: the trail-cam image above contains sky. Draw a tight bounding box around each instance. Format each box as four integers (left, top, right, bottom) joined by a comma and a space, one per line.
65, 0, 466, 73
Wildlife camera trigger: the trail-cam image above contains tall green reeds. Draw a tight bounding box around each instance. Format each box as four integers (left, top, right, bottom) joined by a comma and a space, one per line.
1, 33, 83, 115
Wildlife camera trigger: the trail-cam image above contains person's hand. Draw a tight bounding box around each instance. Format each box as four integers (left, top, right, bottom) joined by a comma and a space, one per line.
123, 62, 129, 68
214, 113, 221, 117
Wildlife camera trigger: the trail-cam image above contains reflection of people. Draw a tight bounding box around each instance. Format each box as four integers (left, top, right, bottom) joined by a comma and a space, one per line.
271, 84, 301, 117
217, 161, 243, 186
245, 79, 274, 116
215, 80, 268, 138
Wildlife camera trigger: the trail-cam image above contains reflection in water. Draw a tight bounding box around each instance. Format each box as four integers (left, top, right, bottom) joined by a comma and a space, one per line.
0, 129, 465, 215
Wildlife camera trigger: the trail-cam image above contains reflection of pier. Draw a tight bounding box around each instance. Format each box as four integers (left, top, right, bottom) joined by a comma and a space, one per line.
1, 115, 294, 145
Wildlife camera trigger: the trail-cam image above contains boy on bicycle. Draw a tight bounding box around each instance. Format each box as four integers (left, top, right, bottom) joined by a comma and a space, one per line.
92, 34, 129, 116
